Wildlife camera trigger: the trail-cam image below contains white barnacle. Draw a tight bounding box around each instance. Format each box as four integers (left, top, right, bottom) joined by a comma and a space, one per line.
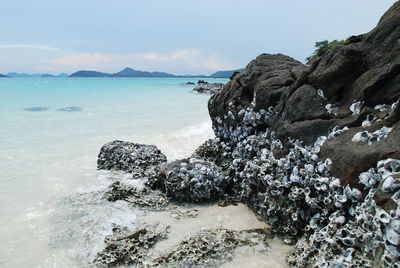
376, 209, 391, 224
351, 131, 370, 142
325, 103, 339, 115
350, 101, 363, 115
317, 89, 327, 100
381, 176, 400, 193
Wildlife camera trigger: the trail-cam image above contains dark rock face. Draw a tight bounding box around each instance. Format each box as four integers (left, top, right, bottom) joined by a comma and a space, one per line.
208, 2, 400, 185
209, 53, 306, 141
97, 140, 167, 173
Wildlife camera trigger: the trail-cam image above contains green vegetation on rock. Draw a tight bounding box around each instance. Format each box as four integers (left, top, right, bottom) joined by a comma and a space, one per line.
307, 39, 348, 62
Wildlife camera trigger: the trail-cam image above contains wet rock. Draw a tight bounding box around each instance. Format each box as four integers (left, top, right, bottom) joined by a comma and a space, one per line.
23, 106, 50, 112
150, 228, 271, 267
160, 158, 232, 203
94, 226, 166, 266
97, 140, 167, 173
104, 181, 168, 208
57, 106, 82, 112
192, 81, 224, 94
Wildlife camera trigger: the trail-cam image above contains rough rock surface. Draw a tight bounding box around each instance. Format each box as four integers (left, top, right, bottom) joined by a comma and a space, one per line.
208, 1, 400, 185
192, 80, 225, 94
94, 226, 166, 266
104, 181, 169, 208
159, 158, 232, 202
151, 228, 271, 267
97, 140, 167, 173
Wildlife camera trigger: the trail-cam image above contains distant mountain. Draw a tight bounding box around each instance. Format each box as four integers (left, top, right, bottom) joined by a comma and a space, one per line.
69, 70, 111, 77
176, 75, 209, 78
112, 67, 175, 78
209, 68, 245, 78
6, 72, 69, 78
68, 67, 244, 78
0, 74, 8, 78
41, 73, 69, 78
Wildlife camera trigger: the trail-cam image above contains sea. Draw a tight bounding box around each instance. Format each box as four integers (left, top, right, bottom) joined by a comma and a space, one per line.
0, 77, 227, 267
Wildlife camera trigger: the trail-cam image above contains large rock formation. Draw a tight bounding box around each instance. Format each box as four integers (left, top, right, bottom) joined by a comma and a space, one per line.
208, 2, 400, 186
96, 2, 400, 267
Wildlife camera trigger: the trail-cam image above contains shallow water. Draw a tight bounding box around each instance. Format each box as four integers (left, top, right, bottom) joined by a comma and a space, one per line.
0, 77, 291, 268
0, 77, 224, 267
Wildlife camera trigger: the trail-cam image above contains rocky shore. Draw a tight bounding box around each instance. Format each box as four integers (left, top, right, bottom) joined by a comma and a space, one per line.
191, 80, 225, 94
95, 3, 400, 267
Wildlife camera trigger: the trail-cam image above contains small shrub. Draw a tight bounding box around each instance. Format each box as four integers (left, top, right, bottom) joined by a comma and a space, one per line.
306, 39, 347, 62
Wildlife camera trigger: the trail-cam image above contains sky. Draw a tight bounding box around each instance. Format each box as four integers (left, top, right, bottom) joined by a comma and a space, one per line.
0, 0, 397, 75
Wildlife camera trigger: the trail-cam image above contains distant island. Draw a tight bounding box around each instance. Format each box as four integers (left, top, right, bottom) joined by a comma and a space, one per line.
4, 72, 69, 78
0, 68, 245, 79
69, 67, 244, 78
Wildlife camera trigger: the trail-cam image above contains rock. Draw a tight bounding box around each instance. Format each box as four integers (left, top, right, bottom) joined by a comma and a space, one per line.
97, 140, 167, 173
160, 158, 232, 202
193, 82, 225, 94
320, 121, 400, 187
152, 228, 271, 267
208, 53, 307, 142
94, 226, 166, 266
104, 181, 168, 208
199, 2, 400, 267
209, 2, 400, 146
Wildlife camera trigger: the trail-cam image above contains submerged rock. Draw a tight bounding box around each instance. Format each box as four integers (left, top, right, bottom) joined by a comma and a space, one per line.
97, 140, 167, 173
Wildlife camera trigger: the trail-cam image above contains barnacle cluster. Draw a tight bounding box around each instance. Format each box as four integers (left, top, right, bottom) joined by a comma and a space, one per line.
150, 228, 271, 267
94, 226, 166, 266
96, 96, 399, 266
104, 181, 169, 209
205, 105, 399, 266
288, 159, 400, 267
161, 158, 232, 202
97, 140, 167, 173
351, 126, 393, 145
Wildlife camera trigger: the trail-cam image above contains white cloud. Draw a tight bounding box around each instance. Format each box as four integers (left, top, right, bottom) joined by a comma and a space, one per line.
41, 49, 240, 74
202, 53, 239, 71
0, 44, 241, 74
0, 44, 60, 51
43, 53, 115, 66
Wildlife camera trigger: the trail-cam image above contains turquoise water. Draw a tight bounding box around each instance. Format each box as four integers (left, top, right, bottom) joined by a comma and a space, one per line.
0, 77, 227, 267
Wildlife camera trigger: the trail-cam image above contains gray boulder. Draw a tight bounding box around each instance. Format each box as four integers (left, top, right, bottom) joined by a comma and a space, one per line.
97, 140, 167, 173
161, 158, 232, 202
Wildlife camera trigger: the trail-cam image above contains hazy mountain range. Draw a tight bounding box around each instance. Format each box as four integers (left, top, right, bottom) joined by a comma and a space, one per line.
69, 67, 245, 78
0, 68, 244, 79
2, 72, 69, 78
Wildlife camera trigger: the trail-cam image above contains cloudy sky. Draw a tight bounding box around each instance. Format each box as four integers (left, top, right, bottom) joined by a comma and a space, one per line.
0, 0, 396, 75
